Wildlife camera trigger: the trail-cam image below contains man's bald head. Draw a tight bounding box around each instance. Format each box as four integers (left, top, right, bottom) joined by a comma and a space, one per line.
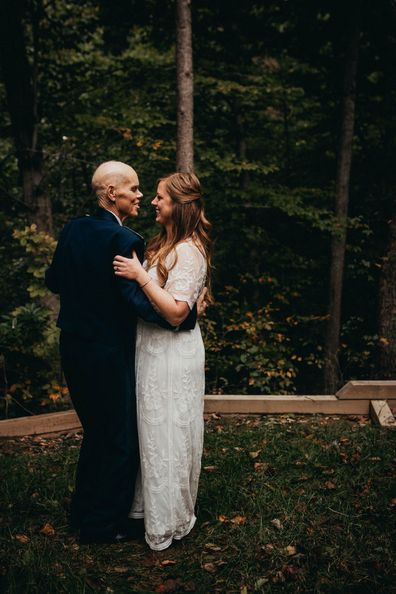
92, 161, 137, 200
92, 160, 143, 222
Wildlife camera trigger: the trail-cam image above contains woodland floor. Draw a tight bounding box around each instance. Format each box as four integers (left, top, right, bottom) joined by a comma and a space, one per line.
0, 414, 395, 593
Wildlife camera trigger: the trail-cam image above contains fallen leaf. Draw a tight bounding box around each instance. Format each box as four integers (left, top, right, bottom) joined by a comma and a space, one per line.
85, 577, 103, 590
263, 543, 274, 552
161, 559, 177, 566
15, 534, 29, 544
306, 527, 314, 536
113, 566, 129, 573
254, 462, 269, 472
254, 577, 269, 588
285, 545, 297, 556
203, 562, 217, 573
322, 468, 335, 475
283, 564, 304, 578
249, 450, 261, 459
204, 543, 222, 552
270, 518, 283, 530
142, 556, 162, 568
273, 570, 286, 583
155, 579, 183, 593
230, 515, 247, 526
39, 523, 55, 536
218, 514, 228, 523
324, 481, 336, 490
240, 586, 248, 594
203, 466, 217, 472
390, 498, 396, 507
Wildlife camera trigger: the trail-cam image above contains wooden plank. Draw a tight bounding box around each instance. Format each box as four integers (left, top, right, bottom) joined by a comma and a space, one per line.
0, 410, 80, 438
1, 396, 396, 437
204, 395, 372, 415
337, 380, 396, 399
370, 400, 396, 428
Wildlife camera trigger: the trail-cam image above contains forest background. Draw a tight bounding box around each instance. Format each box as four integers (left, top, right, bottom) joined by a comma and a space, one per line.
0, 0, 395, 418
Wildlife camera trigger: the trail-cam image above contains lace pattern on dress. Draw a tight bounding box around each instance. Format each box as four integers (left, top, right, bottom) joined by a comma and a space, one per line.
129, 240, 207, 551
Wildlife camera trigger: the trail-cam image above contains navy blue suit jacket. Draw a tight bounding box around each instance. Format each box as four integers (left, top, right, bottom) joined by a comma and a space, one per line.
45, 208, 196, 343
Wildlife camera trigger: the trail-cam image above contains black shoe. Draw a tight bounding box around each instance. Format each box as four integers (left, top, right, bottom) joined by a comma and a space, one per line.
68, 514, 81, 533
79, 529, 132, 545
122, 518, 145, 539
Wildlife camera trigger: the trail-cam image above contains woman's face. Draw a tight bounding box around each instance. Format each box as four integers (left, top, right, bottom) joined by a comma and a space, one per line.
152, 181, 174, 228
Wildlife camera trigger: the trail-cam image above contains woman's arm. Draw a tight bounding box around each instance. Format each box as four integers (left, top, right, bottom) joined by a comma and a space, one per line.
113, 252, 190, 326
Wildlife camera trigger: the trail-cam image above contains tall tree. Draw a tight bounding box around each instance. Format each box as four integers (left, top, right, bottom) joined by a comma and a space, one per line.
374, 2, 396, 379
176, 0, 194, 172
378, 212, 396, 377
324, 13, 360, 393
0, 0, 53, 234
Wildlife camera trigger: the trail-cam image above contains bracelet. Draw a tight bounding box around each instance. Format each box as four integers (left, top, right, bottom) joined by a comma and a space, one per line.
140, 278, 151, 289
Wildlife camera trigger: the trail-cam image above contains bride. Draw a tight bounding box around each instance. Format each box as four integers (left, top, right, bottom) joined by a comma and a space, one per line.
113, 172, 212, 550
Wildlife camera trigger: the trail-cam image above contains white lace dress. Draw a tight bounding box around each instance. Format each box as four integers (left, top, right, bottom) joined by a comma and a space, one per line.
129, 240, 207, 551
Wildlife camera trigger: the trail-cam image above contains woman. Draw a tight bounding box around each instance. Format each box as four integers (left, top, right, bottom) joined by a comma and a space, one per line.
113, 172, 212, 550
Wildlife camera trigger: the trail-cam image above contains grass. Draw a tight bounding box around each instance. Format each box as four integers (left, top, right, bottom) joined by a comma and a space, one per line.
0, 414, 395, 593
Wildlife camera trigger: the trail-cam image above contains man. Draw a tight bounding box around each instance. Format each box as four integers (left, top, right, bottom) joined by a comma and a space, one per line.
45, 161, 197, 544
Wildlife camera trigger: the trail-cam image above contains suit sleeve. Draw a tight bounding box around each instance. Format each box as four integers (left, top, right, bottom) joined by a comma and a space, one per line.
113, 231, 176, 329
45, 264, 59, 294
45, 227, 66, 294
178, 303, 197, 331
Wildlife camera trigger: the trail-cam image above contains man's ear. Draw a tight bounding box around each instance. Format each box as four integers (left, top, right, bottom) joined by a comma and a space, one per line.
107, 185, 117, 202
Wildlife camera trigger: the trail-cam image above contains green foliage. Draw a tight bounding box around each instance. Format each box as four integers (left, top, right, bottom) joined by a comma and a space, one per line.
0, 303, 67, 418
1, 0, 395, 412
0, 227, 66, 418
203, 284, 299, 394
12, 226, 57, 299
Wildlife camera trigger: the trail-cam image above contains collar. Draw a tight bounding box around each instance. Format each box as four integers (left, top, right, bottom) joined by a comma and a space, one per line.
105, 209, 122, 226
96, 207, 123, 226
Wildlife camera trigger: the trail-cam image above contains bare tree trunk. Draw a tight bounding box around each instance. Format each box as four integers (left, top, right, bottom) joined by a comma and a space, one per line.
324, 19, 360, 393
378, 211, 396, 377
0, 0, 53, 234
176, 0, 194, 172
236, 108, 261, 306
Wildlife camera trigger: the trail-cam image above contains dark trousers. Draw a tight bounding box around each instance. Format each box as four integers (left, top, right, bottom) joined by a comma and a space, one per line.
60, 331, 139, 534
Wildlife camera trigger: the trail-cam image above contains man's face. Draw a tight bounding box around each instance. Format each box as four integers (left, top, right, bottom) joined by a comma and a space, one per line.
112, 170, 143, 221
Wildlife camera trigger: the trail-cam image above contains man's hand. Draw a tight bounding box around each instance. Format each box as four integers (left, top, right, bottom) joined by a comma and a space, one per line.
197, 287, 208, 317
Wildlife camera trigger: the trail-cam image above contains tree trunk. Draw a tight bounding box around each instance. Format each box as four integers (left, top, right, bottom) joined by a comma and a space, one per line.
0, 0, 53, 234
236, 108, 261, 306
176, 0, 194, 172
378, 211, 396, 377
324, 19, 360, 393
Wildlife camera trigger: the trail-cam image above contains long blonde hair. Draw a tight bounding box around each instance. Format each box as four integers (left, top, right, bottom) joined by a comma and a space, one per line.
146, 172, 213, 300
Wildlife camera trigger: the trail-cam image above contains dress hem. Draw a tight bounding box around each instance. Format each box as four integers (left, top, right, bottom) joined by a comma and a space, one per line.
146, 514, 197, 551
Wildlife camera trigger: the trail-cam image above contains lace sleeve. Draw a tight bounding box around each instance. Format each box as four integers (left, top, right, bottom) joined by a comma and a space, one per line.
165, 242, 207, 310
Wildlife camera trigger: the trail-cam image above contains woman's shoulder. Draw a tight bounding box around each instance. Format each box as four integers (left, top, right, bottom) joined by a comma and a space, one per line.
175, 238, 205, 259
